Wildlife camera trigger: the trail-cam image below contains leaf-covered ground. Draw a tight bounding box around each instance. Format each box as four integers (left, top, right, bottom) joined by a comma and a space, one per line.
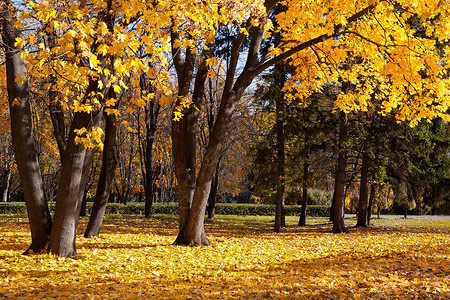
0, 215, 449, 299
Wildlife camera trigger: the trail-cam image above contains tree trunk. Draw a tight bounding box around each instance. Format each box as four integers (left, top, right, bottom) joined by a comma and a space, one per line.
329, 188, 336, 221
1, 164, 12, 203
173, 87, 246, 245
1, 2, 52, 253
207, 160, 220, 220
48, 109, 100, 257
47, 32, 66, 163
144, 135, 154, 218
85, 112, 117, 238
274, 94, 285, 233
172, 107, 198, 231
144, 93, 159, 218
298, 162, 309, 226
367, 184, 376, 225
79, 190, 88, 217
356, 142, 370, 227
332, 111, 347, 233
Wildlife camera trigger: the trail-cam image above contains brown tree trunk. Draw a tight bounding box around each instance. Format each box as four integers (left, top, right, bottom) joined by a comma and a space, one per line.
367, 183, 376, 225
356, 142, 370, 227
144, 90, 159, 218
79, 190, 88, 217
48, 107, 101, 257
144, 136, 154, 218
333, 111, 347, 233
207, 160, 220, 220
171, 28, 211, 243
329, 188, 336, 221
1, 169, 11, 203
274, 95, 285, 233
1, 2, 52, 253
85, 112, 117, 238
299, 162, 309, 226
172, 107, 198, 231
47, 33, 66, 163
49, 100, 66, 162
1, 150, 13, 202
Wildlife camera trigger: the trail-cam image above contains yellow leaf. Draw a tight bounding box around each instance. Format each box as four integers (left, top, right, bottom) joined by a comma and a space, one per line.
14, 38, 25, 49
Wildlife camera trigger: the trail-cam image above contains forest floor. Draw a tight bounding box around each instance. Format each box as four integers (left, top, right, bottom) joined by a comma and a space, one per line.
0, 215, 449, 299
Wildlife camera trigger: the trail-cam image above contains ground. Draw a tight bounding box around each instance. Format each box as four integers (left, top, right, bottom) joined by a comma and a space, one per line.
0, 215, 449, 299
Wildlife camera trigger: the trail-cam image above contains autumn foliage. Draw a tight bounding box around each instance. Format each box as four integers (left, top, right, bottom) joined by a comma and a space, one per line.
0, 215, 449, 299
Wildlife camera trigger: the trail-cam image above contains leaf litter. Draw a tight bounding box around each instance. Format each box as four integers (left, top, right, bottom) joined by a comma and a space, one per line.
0, 215, 448, 299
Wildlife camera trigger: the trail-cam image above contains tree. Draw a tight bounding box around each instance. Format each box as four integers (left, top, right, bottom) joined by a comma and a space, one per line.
170, 0, 450, 243
1, 0, 52, 253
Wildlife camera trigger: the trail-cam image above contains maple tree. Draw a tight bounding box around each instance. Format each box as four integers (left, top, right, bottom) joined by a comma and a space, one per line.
168, 0, 450, 243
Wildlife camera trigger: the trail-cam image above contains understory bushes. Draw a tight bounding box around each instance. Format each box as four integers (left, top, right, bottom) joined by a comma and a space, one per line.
0, 202, 330, 217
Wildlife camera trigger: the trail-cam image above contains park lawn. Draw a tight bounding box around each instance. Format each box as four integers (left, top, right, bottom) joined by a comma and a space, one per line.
0, 215, 449, 299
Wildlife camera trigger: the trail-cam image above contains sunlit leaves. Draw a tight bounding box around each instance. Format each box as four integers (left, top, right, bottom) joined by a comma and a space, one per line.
0, 216, 448, 298
278, 0, 450, 125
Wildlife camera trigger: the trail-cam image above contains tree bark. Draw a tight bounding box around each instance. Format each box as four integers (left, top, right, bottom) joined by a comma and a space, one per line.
367, 184, 376, 225
143, 86, 159, 218
85, 112, 117, 238
79, 190, 88, 217
48, 107, 101, 257
274, 92, 285, 233
144, 135, 154, 218
298, 161, 309, 226
47, 33, 66, 163
329, 188, 336, 221
1, 168, 11, 202
1, 2, 52, 253
207, 160, 220, 220
0, 150, 13, 202
356, 142, 370, 227
332, 110, 347, 233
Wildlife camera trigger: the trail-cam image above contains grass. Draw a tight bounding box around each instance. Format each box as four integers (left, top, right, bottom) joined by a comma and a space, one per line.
0, 214, 449, 299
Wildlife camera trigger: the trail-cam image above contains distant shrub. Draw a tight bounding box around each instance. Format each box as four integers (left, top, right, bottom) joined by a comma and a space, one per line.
0, 202, 330, 217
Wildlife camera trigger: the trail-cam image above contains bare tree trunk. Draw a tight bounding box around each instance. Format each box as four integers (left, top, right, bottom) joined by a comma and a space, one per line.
367, 184, 376, 225
47, 33, 66, 163
274, 95, 285, 232
207, 160, 220, 220
299, 161, 309, 226
79, 190, 88, 217
356, 142, 370, 227
329, 188, 336, 221
1, 150, 13, 202
48, 104, 101, 257
1, 169, 11, 202
1, 2, 52, 253
144, 136, 154, 217
172, 108, 198, 230
144, 89, 159, 218
333, 111, 347, 233
85, 112, 117, 238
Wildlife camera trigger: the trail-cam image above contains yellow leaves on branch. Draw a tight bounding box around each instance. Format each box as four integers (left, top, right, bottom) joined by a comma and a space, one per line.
279, 0, 450, 124
12, 0, 450, 126
74, 126, 104, 150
